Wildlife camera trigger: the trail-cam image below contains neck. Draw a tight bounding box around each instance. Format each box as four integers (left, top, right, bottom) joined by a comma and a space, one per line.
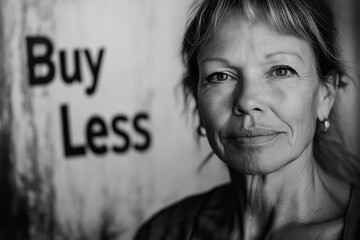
229, 146, 349, 239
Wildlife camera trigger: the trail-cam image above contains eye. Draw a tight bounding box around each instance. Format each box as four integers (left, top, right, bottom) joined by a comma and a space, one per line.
206, 72, 236, 82
269, 65, 297, 78
275, 68, 288, 76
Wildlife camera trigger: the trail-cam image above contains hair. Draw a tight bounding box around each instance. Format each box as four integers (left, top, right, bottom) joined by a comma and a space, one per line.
181, 0, 360, 182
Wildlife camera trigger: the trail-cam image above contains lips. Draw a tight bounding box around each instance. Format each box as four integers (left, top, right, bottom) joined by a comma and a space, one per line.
227, 127, 283, 145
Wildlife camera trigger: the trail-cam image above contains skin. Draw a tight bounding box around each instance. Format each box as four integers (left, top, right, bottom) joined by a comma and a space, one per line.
197, 12, 350, 240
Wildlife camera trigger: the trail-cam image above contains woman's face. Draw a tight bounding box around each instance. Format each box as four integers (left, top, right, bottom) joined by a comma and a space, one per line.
197, 13, 332, 175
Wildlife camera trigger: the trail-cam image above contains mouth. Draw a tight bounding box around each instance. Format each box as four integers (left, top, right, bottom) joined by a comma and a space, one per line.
227, 128, 283, 145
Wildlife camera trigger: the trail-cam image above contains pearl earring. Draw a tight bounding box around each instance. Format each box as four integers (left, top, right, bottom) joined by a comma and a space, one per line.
319, 119, 330, 132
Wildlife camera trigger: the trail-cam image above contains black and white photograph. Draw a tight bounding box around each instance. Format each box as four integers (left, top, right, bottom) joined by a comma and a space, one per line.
0, 0, 359, 239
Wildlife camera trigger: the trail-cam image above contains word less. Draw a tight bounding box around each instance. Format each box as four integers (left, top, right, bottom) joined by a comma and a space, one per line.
61, 105, 151, 157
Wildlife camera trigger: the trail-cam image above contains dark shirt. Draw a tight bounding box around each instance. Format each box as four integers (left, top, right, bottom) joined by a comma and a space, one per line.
134, 184, 360, 240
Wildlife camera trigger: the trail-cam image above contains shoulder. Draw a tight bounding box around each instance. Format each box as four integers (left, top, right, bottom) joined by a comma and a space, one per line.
133, 184, 230, 240
343, 184, 360, 239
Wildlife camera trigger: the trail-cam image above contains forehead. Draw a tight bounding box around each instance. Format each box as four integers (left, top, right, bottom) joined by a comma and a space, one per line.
198, 11, 315, 65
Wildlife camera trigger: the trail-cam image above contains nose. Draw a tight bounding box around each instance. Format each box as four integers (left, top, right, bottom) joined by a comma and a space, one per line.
232, 80, 266, 116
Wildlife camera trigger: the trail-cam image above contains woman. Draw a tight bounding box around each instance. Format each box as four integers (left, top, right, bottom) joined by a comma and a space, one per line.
135, 0, 360, 239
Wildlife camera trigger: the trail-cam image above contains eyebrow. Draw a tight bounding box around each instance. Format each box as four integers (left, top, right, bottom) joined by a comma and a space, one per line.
199, 57, 231, 66
265, 51, 305, 64
199, 51, 305, 66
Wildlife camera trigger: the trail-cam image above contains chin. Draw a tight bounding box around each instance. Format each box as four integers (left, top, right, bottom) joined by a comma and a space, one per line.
223, 154, 291, 176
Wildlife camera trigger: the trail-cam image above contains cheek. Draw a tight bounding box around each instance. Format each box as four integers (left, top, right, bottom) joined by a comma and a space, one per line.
273, 86, 319, 141
197, 86, 232, 131
197, 86, 234, 155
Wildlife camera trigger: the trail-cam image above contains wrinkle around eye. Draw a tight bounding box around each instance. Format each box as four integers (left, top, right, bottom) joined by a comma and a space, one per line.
197, 82, 220, 98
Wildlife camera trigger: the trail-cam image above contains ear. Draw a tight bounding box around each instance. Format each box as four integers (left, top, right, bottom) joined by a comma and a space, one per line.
317, 72, 338, 121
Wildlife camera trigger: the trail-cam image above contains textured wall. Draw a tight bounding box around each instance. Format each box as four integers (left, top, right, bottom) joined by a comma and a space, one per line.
0, 0, 358, 240
0, 0, 229, 239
